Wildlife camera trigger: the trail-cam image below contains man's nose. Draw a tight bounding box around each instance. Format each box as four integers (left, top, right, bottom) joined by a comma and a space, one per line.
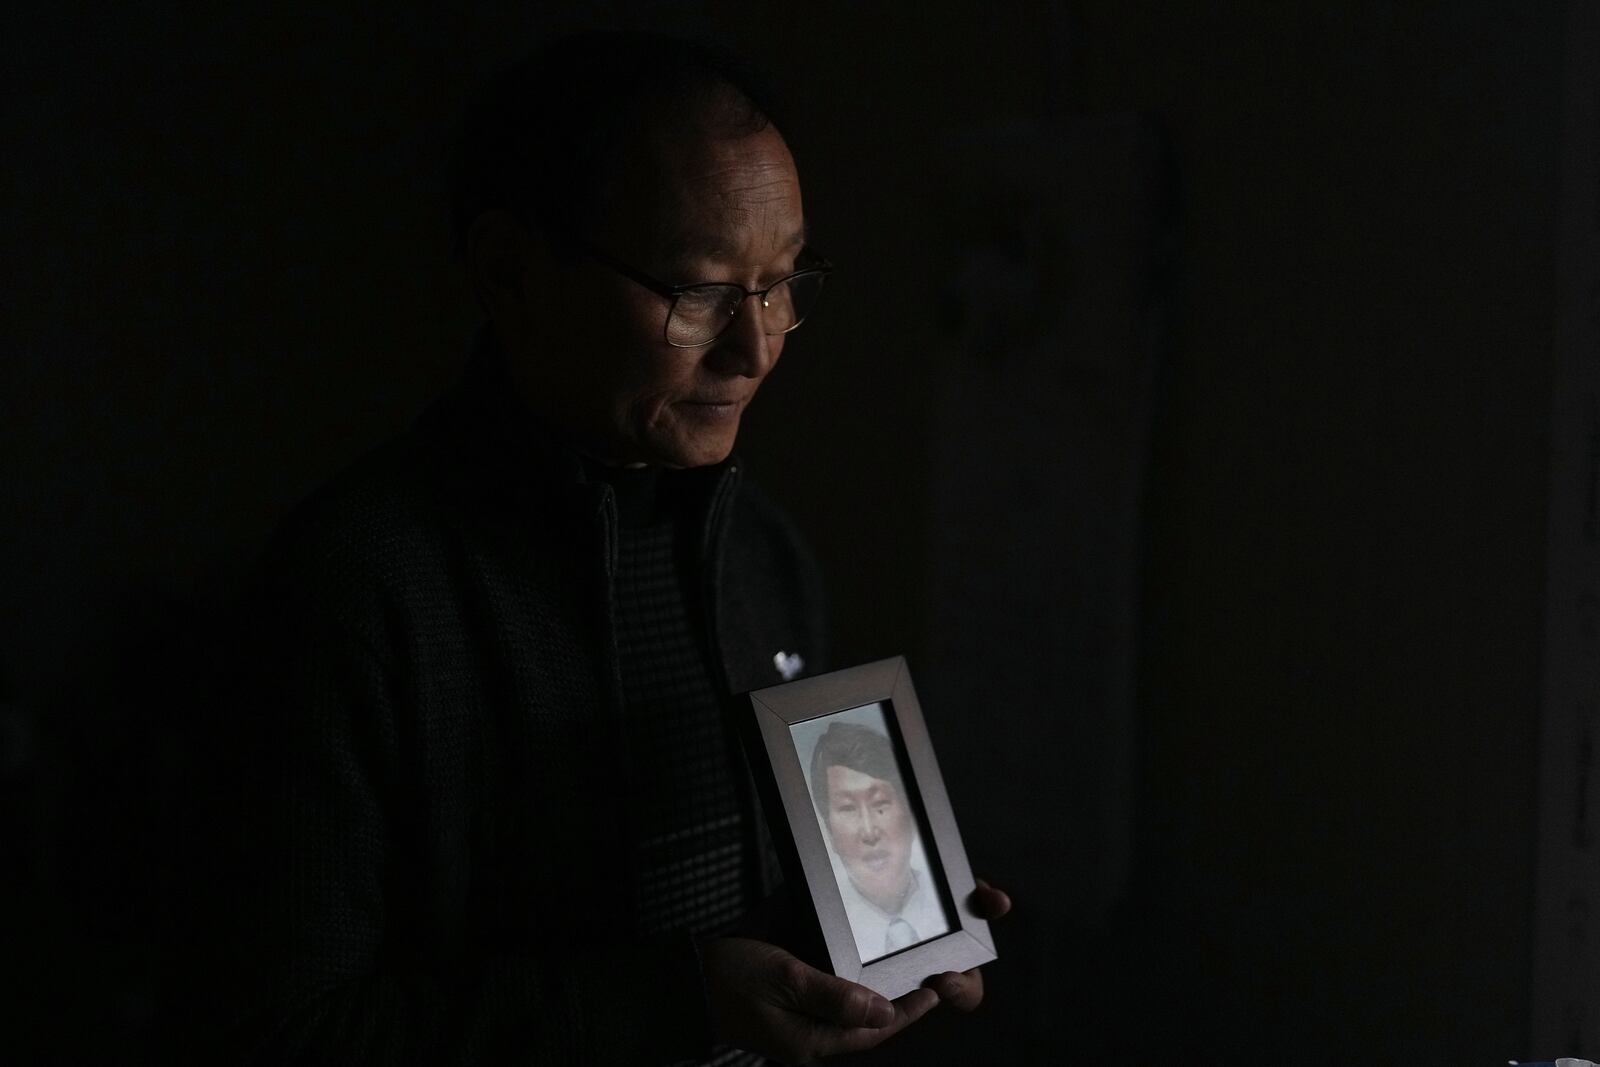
707, 295, 777, 379
860, 809, 881, 841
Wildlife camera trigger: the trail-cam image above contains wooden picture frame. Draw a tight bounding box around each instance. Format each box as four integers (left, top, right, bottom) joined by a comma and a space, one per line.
735, 656, 997, 999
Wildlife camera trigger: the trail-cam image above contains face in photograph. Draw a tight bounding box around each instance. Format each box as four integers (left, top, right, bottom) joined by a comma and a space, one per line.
823, 762, 915, 912
808, 720, 918, 913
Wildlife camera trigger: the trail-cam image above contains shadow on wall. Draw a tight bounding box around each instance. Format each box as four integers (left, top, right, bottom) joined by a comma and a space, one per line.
833, 113, 1187, 1063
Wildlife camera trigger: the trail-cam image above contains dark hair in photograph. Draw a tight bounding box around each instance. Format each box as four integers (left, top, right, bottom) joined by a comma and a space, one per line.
809, 721, 904, 819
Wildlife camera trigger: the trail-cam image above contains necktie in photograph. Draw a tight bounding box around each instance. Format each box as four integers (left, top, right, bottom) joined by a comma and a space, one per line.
885, 918, 918, 955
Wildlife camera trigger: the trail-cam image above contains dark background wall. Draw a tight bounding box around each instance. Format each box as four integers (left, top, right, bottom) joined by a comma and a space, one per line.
1069, 5, 1560, 1061
4, 2, 1570, 1062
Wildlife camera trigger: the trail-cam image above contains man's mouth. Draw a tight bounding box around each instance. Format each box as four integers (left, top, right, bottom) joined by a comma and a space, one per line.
685, 393, 740, 403
676, 397, 743, 421
859, 849, 890, 870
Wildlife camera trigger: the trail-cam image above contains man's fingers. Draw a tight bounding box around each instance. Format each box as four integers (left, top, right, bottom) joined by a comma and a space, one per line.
926, 967, 986, 1012
804, 987, 940, 1059
785, 958, 895, 1029
890, 986, 941, 1025
970, 878, 1012, 920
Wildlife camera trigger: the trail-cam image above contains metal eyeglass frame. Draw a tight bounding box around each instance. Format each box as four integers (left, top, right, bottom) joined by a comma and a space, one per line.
579, 241, 835, 348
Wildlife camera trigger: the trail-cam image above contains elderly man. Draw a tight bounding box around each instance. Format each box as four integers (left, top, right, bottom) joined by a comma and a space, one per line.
207, 30, 1006, 1066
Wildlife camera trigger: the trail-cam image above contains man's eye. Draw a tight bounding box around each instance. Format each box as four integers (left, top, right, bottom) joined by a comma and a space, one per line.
687, 285, 743, 304
676, 290, 721, 312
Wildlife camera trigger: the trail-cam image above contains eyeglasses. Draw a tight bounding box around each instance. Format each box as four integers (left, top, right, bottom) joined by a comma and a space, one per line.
581, 242, 834, 348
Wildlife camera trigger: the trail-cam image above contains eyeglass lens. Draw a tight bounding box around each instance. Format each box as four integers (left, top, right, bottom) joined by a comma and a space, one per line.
665, 272, 827, 347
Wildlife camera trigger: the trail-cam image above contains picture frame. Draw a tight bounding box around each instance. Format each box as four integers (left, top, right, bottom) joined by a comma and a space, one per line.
735, 655, 997, 999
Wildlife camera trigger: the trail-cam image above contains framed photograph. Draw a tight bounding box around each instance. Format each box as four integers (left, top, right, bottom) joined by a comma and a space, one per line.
735, 656, 997, 999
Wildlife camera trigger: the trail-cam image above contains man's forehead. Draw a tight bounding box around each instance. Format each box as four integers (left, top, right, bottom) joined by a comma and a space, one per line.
827, 763, 897, 795
600, 117, 803, 257
654, 223, 808, 264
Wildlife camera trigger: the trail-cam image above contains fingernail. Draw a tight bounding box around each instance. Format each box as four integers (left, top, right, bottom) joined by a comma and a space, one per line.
866, 996, 894, 1028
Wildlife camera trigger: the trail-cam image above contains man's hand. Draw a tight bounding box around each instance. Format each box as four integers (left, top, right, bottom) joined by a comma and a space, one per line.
922, 879, 1013, 1013
701, 937, 938, 1064
704, 881, 1012, 1062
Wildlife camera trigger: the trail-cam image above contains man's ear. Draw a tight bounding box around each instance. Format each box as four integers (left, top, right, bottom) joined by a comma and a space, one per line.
464, 209, 543, 317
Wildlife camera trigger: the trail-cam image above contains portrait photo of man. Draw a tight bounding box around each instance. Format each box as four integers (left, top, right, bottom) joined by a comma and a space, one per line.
799, 709, 953, 963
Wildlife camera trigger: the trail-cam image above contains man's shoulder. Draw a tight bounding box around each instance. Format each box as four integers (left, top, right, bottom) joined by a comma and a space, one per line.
252, 385, 607, 610
269, 428, 449, 575
252, 396, 538, 610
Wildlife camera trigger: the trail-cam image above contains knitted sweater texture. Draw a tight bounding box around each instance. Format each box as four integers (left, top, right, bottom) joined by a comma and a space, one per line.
196, 350, 827, 1065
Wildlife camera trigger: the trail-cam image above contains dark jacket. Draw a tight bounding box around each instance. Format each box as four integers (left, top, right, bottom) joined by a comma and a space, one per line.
195, 351, 827, 1065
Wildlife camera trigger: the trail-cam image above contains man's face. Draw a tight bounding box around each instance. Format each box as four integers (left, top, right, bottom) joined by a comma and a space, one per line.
824, 764, 914, 912
505, 111, 806, 468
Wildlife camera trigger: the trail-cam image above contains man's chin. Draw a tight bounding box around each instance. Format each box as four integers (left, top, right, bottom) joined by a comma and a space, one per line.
648, 430, 738, 469
850, 870, 912, 912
